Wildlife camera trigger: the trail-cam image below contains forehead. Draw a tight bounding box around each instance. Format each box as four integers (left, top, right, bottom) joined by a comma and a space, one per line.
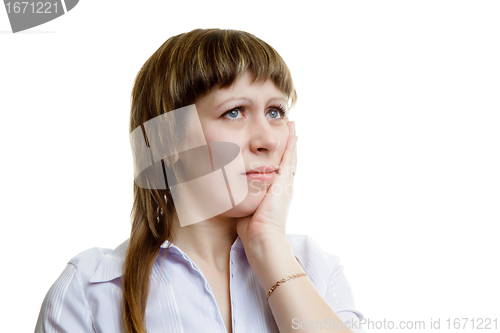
201, 71, 287, 108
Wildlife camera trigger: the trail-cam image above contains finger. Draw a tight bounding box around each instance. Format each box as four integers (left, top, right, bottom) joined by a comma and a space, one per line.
289, 120, 297, 176
288, 119, 296, 136
293, 138, 297, 176
277, 122, 298, 178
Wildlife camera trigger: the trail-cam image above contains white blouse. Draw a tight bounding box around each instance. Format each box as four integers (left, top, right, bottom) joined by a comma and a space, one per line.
35, 234, 364, 332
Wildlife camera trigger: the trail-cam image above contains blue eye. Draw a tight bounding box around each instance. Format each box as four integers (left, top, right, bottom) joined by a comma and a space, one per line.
268, 109, 281, 119
224, 108, 243, 119
267, 105, 287, 119
221, 104, 288, 122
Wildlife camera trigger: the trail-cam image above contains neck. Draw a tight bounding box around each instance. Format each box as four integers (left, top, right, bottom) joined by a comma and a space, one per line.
170, 215, 238, 272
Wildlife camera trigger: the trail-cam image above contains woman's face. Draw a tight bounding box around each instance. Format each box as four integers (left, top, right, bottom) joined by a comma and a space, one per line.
194, 70, 290, 218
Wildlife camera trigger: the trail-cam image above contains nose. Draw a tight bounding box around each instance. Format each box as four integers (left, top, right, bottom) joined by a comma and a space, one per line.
247, 114, 281, 153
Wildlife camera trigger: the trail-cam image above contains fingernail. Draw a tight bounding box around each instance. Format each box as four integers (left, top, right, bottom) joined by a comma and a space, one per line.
291, 121, 296, 135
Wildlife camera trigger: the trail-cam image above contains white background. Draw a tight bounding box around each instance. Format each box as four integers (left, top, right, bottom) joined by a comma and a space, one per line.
1, 1, 499, 332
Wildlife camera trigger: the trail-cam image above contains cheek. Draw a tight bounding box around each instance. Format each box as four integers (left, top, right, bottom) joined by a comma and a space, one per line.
223, 184, 268, 217
277, 132, 289, 157
204, 130, 242, 147
201, 120, 231, 141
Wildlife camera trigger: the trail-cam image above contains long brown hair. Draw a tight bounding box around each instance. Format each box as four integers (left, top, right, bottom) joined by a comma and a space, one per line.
123, 28, 297, 333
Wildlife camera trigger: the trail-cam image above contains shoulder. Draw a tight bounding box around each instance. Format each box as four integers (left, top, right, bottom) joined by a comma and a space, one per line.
35, 244, 125, 332
68, 239, 129, 284
68, 247, 112, 279
42, 240, 128, 299
286, 233, 341, 277
35, 240, 130, 331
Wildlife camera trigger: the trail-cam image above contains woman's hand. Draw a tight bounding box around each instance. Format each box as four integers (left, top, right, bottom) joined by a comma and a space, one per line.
236, 118, 298, 246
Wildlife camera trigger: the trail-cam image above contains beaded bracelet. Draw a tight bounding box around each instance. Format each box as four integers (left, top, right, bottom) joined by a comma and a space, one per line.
266, 273, 307, 300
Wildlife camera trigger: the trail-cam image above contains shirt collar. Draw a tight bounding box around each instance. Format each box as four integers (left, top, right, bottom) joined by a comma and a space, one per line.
160, 234, 244, 251
89, 235, 244, 283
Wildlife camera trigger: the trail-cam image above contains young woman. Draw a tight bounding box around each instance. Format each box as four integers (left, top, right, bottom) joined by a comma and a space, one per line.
35, 28, 364, 333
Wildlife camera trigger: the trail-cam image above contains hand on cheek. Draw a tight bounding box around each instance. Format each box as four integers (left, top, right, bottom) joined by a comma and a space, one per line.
236, 120, 298, 245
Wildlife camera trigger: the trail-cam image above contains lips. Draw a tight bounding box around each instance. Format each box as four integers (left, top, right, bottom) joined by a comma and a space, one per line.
243, 165, 278, 182
243, 165, 279, 174
244, 172, 276, 182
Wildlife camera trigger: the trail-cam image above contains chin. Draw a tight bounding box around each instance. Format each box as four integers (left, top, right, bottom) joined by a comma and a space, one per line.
220, 191, 265, 218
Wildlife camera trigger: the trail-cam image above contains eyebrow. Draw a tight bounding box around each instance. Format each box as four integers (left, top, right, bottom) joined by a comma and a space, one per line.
215, 97, 288, 109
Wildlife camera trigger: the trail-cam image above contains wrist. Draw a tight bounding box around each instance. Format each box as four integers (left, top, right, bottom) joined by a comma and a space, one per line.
243, 235, 305, 291
242, 233, 289, 255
